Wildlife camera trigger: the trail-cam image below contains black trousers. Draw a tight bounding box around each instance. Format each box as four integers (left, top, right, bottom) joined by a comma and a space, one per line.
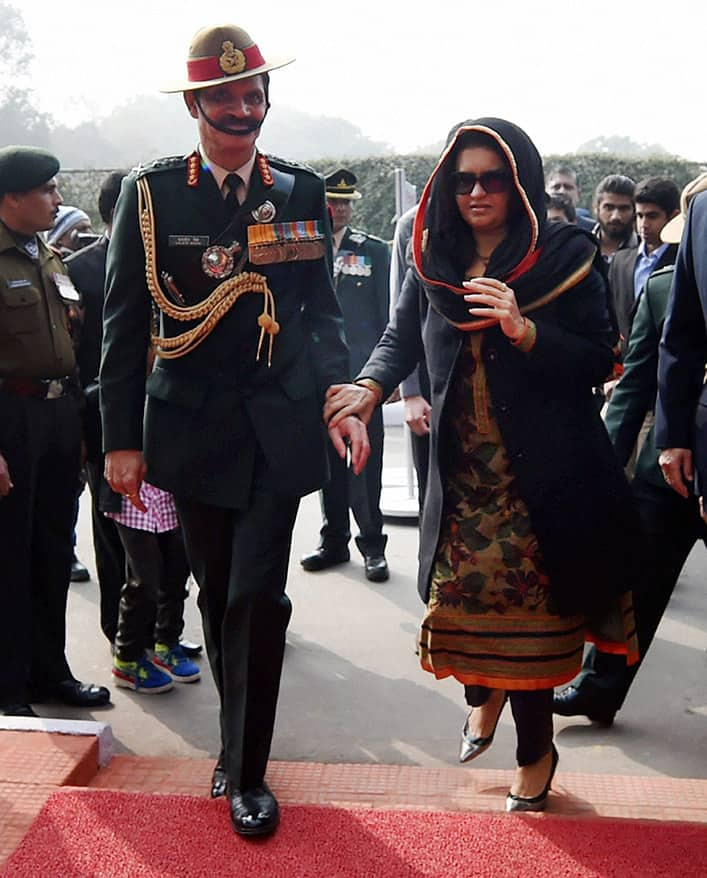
577, 476, 707, 707
0, 391, 81, 705
410, 430, 430, 513
465, 685, 554, 766
319, 406, 386, 557
85, 459, 126, 644
113, 525, 189, 662
175, 474, 299, 791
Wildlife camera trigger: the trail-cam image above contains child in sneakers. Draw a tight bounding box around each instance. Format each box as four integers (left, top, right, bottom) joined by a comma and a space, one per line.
106, 482, 200, 693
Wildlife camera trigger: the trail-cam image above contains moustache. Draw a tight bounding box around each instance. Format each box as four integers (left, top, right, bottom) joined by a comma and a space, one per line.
195, 94, 268, 138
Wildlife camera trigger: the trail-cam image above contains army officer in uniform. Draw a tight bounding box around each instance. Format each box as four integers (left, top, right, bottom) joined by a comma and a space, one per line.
301, 169, 391, 582
101, 25, 368, 837
0, 146, 110, 716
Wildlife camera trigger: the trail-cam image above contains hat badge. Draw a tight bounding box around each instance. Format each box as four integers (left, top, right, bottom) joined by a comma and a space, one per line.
219, 41, 246, 75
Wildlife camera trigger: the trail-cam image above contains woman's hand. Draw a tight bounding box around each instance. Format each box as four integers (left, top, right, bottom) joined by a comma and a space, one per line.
324, 383, 379, 428
463, 277, 525, 339
404, 394, 432, 436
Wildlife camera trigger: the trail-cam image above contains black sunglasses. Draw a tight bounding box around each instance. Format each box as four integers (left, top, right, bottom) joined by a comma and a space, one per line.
451, 170, 511, 196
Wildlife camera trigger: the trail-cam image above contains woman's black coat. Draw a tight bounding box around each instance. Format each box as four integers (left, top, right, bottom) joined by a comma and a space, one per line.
359, 263, 643, 619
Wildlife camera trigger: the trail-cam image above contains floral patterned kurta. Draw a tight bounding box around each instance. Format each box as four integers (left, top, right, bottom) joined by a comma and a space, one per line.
419, 335, 638, 690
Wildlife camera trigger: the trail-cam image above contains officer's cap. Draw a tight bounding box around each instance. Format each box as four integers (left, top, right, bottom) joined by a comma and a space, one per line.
325, 168, 362, 201
162, 24, 294, 93
0, 146, 60, 197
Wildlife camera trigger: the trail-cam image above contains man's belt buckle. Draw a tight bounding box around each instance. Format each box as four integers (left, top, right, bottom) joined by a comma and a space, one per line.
46, 379, 64, 399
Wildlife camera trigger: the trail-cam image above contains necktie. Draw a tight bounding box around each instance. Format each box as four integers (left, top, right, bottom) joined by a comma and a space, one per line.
224, 173, 242, 210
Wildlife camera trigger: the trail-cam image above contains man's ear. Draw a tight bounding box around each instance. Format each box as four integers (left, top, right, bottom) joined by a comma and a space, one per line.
183, 92, 198, 120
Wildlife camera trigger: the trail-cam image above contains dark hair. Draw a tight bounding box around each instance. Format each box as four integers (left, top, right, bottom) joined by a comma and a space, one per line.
594, 174, 635, 205
634, 176, 680, 215
546, 164, 578, 184
548, 193, 576, 223
98, 171, 128, 224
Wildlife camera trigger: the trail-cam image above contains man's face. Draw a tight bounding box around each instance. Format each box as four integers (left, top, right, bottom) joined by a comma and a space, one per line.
547, 206, 570, 224
328, 198, 353, 233
9, 179, 63, 235
185, 75, 267, 157
596, 193, 635, 241
635, 201, 673, 250
547, 172, 580, 207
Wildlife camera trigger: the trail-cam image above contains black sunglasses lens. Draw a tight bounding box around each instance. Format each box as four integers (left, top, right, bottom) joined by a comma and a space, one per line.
453, 171, 509, 195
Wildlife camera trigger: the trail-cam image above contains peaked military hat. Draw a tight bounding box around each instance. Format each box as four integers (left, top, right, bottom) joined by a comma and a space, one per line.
162, 24, 294, 93
325, 168, 362, 200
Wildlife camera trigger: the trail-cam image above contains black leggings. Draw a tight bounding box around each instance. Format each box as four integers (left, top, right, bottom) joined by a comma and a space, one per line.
464, 685, 553, 766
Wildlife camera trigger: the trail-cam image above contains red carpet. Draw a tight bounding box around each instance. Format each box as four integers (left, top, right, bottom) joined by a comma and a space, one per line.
3, 788, 705, 877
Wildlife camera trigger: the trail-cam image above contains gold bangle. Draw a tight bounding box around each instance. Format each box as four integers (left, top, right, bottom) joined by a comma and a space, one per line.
355, 378, 384, 404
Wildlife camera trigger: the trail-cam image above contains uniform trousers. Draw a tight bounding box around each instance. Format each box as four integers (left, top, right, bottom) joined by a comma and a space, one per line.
576, 475, 707, 707
113, 524, 189, 662
319, 406, 386, 557
85, 459, 126, 644
0, 390, 81, 705
176, 469, 299, 791
465, 685, 554, 766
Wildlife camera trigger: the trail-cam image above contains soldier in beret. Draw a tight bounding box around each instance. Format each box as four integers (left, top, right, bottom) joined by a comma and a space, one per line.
0, 145, 111, 716
100, 24, 369, 836
301, 169, 391, 581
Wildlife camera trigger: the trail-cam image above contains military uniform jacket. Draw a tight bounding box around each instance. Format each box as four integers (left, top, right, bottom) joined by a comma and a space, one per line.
334, 227, 390, 375
100, 153, 350, 508
0, 221, 76, 379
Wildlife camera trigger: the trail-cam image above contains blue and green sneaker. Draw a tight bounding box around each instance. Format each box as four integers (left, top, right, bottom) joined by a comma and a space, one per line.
112, 655, 174, 693
153, 643, 201, 683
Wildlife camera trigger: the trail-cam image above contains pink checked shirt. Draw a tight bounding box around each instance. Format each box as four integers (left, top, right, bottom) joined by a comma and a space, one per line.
105, 482, 180, 533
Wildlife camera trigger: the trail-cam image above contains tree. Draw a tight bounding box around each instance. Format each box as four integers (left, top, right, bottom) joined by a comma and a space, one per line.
577, 135, 669, 157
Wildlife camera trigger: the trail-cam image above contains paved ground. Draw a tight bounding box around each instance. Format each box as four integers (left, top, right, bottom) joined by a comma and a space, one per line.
53, 426, 707, 781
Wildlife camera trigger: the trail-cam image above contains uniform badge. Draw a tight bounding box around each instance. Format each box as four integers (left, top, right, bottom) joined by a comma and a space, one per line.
186, 151, 201, 187
251, 201, 276, 223
335, 254, 372, 278
349, 232, 366, 244
219, 41, 246, 75
248, 221, 325, 265
201, 242, 242, 279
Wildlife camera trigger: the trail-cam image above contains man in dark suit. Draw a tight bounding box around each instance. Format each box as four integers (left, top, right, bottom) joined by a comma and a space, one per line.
100, 24, 368, 837
555, 173, 707, 725
66, 172, 127, 646
609, 177, 680, 352
301, 169, 391, 582
657, 180, 707, 511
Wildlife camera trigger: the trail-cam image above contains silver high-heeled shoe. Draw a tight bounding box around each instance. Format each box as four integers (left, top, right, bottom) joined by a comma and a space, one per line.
459, 695, 507, 763
505, 744, 559, 812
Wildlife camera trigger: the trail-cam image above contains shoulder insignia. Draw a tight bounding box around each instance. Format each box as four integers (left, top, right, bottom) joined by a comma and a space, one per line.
349, 227, 386, 245
265, 153, 319, 177
135, 155, 188, 179
348, 231, 367, 244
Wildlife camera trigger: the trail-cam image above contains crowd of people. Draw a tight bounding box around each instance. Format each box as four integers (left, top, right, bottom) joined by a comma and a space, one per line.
1, 19, 705, 837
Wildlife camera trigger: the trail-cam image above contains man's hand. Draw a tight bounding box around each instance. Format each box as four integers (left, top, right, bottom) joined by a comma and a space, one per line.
328, 415, 370, 475
404, 394, 432, 437
105, 449, 148, 511
324, 383, 378, 428
0, 452, 13, 498
658, 447, 693, 498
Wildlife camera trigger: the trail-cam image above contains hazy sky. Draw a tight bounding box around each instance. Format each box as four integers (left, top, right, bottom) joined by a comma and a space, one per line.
19, 0, 706, 159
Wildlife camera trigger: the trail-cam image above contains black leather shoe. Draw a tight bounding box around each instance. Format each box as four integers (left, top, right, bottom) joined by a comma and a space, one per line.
52, 679, 111, 708
3, 703, 38, 717
364, 555, 389, 582
211, 752, 227, 799
179, 640, 203, 658
300, 545, 350, 572
553, 685, 616, 726
229, 783, 280, 836
70, 556, 90, 583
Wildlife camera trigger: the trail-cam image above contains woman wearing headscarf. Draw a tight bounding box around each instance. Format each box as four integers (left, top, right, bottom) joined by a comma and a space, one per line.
325, 118, 641, 811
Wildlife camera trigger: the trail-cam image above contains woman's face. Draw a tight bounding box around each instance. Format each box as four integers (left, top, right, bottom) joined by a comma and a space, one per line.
453, 146, 511, 234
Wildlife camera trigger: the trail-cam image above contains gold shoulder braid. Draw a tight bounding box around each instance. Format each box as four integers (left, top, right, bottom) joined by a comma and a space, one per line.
136, 176, 280, 365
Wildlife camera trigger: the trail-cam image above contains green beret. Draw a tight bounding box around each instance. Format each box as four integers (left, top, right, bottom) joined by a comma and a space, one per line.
0, 145, 60, 196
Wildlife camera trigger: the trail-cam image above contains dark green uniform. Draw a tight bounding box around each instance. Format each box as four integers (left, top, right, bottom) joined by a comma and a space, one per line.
318, 227, 390, 558
100, 151, 349, 789
0, 221, 82, 707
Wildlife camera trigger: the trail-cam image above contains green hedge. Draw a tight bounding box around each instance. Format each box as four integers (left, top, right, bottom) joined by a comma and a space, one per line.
59, 153, 705, 242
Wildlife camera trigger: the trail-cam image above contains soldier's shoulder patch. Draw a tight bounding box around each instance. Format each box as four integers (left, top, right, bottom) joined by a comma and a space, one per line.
266, 154, 319, 177
135, 155, 187, 178
349, 228, 387, 246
